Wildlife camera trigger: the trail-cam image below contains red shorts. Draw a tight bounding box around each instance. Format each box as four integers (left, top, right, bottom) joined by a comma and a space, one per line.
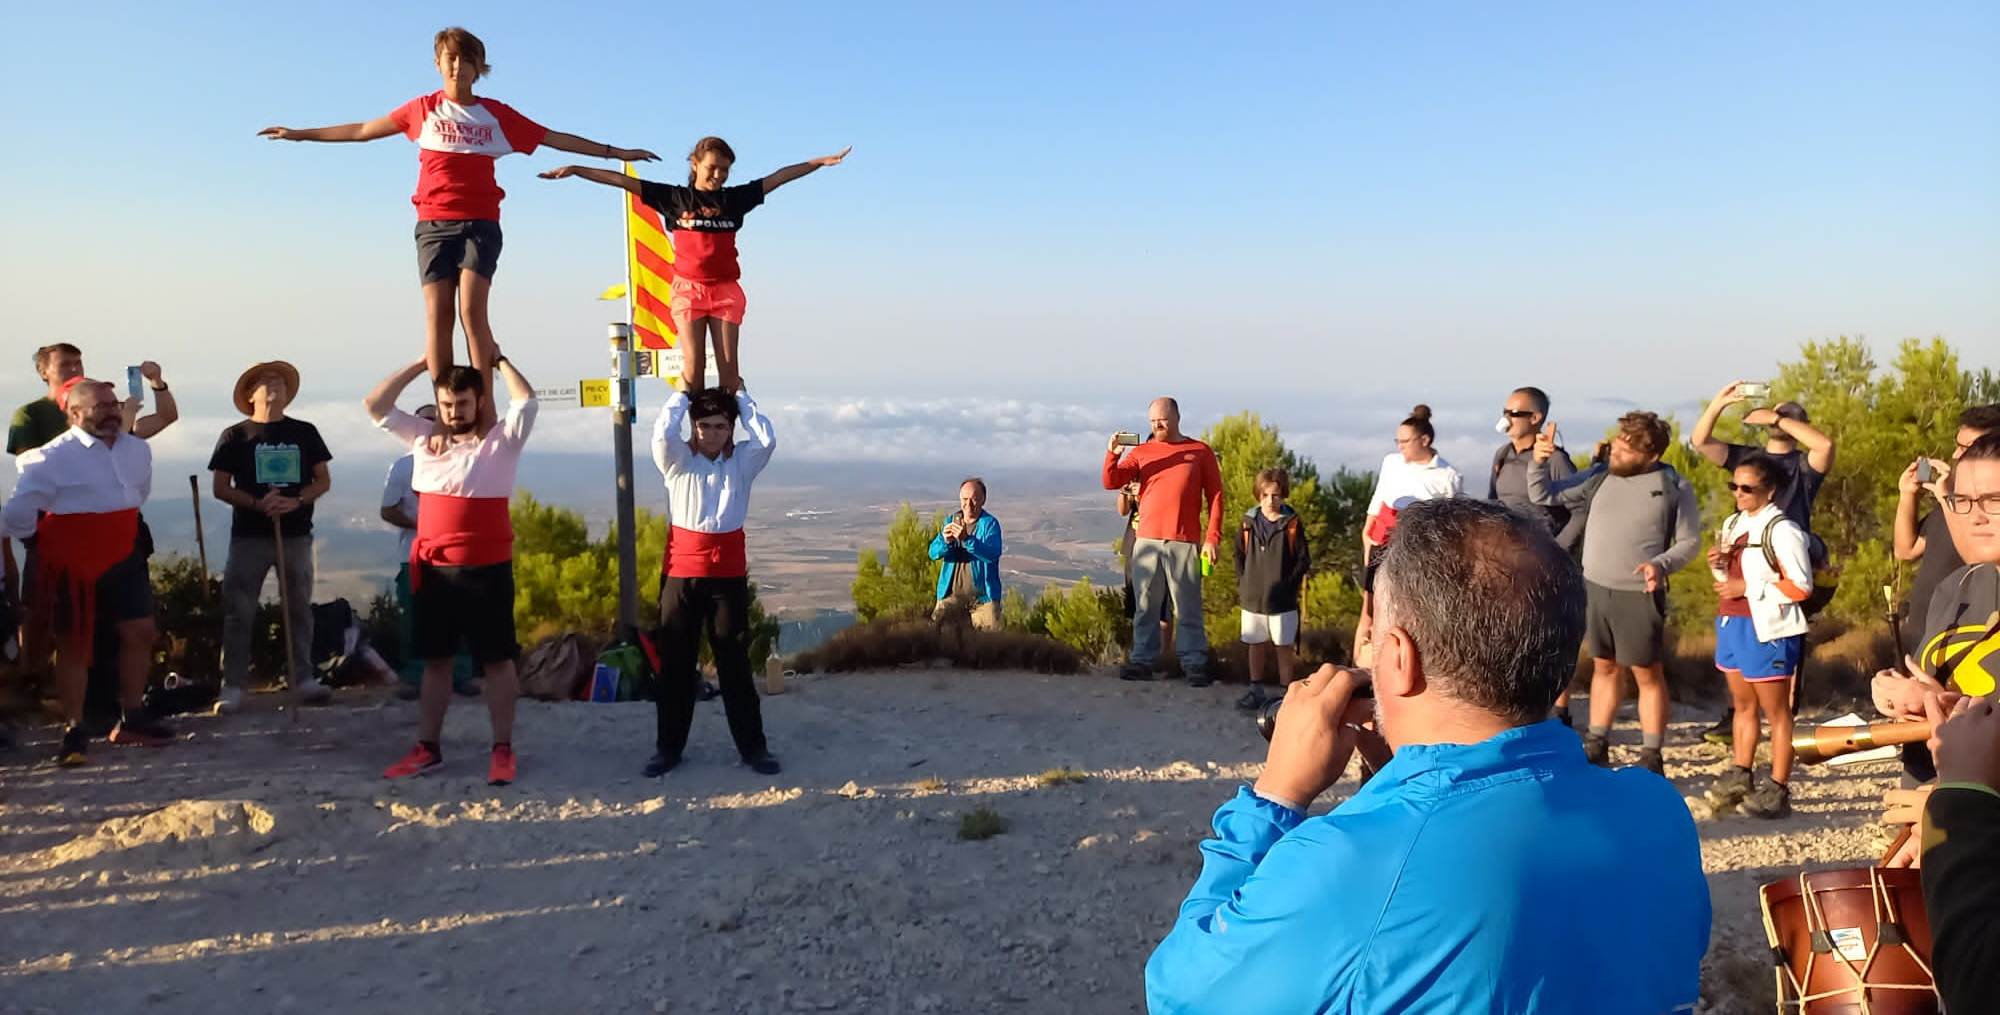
670, 278, 746, 325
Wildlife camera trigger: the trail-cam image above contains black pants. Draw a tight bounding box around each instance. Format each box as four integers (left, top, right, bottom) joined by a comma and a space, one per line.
654, 575, 765, 761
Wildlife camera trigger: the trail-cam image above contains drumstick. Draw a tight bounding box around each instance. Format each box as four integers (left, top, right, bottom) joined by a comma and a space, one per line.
1791, 719, 1935, 765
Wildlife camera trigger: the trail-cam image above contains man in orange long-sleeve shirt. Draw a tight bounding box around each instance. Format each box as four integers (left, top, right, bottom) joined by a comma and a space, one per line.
1104, 397, 1223, 685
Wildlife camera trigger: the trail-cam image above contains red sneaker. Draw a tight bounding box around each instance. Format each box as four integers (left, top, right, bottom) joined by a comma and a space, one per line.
383, 743, 442, 779
487, 744, 517, 787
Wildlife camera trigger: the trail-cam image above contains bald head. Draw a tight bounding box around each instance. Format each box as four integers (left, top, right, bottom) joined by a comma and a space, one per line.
64, 380, 123, 440
1148, 397, 1183, 442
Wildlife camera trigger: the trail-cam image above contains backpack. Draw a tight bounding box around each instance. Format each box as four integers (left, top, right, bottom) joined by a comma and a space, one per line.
1755, 516, 1838, 620
519, 633, 596, 700
592, 641, 652, 702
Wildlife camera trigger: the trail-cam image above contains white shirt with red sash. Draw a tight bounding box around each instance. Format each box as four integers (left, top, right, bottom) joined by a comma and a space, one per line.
374, 399, 536, 576
2, 427, 152, 657
651, 391, 776, 578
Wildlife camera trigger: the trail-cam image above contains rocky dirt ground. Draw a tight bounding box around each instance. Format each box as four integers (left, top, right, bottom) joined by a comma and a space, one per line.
0, 671, 1900, 1013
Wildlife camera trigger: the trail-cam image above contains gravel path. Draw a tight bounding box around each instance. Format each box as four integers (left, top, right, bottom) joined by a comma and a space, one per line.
0, 672, 1898, 1013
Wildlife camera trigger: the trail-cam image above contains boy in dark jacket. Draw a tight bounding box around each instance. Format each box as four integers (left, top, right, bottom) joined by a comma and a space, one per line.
1235, 469, 1311, 710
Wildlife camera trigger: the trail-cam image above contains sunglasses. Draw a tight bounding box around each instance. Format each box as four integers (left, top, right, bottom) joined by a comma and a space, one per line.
1726, 482, 1765, 493
1501, 409, 1537, 419
1943, 493, 2000, 516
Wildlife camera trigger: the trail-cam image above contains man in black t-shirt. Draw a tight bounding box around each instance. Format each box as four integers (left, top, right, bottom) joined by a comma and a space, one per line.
207, 361, 333, 713
1693, 383, 1835, 541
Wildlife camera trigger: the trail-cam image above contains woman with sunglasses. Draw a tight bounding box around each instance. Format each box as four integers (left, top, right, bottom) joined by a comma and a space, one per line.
1706, 454, 1813, 819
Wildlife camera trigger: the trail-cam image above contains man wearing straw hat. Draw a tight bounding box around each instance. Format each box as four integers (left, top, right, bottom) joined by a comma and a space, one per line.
3, 378, 176, 765
208, 360, 334, 713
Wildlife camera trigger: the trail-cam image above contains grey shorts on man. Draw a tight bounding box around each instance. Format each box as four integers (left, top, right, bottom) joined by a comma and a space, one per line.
1129, 537, 1207, 671
1585, 581, 1667, 668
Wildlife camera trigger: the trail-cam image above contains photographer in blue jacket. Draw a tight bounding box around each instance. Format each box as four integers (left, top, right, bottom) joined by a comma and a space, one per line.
928, 477, 1005, 629
1146, 498, 1709, 1014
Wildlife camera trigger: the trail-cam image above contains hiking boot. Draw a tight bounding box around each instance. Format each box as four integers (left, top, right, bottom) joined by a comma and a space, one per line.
384, 743, 442, 779
1743, 780, 1792, 819
642, 752, 681, 778
1708, 766, 1754, 808
1582, 733, 1610, 767
744, 752, 783, 776
292, 677, 333, 706
1236, 687, 1270, 712
55, 725, 88, 767
1118, 662, 1155, 682
212, 684, 245, 715
1185, 668, 1214, 688
108, 715, 175, 747
487, 744, 516, 787
1703, 709, 1734, 746
1636, 747, 1665, 777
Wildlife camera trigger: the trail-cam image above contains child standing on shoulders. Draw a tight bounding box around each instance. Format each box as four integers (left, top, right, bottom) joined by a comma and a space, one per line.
540, 137, 850, 391
1234, 468, 1311, 712
260, 27, 656, 401
1706, 453, 1812, 819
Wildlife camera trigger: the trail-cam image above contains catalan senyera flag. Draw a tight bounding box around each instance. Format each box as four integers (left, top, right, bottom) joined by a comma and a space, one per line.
623, 161, 677, 351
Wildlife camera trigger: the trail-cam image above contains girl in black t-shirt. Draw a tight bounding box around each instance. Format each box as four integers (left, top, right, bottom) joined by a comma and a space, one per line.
540, 138, 850, 391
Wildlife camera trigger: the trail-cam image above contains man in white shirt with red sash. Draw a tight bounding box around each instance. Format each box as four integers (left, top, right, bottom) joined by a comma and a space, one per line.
646, 383, 779, 777
3, 378, 174, 765
365, 356, 535, 786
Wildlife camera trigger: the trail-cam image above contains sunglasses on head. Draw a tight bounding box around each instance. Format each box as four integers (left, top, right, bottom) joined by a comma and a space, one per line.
1727, 482, 1765, 493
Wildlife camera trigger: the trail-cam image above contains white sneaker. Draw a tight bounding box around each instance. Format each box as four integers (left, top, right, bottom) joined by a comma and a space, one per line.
213, 684, 245, 715
293, 677, 333, 705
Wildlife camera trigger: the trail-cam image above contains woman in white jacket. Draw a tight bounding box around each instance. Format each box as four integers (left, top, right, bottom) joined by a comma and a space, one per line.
1707, 453, 1813, 819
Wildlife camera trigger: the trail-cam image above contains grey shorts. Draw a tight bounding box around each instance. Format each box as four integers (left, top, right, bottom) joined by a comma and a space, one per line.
414, 219, 502, 284
1585, 581, 1667, 667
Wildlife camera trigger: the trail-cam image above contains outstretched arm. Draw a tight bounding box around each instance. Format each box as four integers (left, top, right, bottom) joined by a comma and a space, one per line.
540, 132, 657, 164
365, 361, 428, 423
131, 361, 177, 439
538, 165, 642, 194
761, 146, 851, 194
259, 117, 401, 143
1691, 380, 1746, 468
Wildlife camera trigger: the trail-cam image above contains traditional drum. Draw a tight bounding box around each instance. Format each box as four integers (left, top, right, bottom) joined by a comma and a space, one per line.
1759, 866, 1937, 1013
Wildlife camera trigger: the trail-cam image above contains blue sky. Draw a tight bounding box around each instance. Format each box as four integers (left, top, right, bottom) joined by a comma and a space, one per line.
2, 1, 1995, 471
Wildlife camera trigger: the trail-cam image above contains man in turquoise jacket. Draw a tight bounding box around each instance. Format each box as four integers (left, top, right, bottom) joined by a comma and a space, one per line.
928, 477, 1004, 629
1146, 498, 1709, 1014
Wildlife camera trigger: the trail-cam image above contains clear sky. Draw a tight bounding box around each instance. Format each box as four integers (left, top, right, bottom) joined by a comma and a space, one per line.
2, 1, 1995, 471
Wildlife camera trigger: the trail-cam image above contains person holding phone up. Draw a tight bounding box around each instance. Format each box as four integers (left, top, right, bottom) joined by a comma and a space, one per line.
1104, 397, 1224, 686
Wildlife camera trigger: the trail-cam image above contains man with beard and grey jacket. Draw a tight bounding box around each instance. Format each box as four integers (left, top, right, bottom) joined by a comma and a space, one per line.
1528, 411, 1701, 777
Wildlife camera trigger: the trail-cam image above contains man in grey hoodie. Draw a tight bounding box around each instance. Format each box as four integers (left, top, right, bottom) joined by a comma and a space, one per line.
1528, 411, 1701, 776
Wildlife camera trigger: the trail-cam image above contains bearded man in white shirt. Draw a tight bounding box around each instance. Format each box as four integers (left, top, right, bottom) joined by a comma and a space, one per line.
2, 378, 175, 766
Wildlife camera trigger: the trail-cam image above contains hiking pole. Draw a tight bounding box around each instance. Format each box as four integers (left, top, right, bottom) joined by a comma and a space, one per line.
188, 475, 211, 578
271, 515, 300, 724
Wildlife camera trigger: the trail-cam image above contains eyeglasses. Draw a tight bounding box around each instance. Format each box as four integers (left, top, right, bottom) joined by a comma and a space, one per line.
1726, 483, 1765, 493
1943, 493, 2000, 515
1501, 409, 1537, 419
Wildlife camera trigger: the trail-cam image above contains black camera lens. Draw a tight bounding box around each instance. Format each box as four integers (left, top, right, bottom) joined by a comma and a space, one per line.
1256, 697, 1283, 741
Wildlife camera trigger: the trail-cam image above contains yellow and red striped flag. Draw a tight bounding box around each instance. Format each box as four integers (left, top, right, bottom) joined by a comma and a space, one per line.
623, 161, 677, 350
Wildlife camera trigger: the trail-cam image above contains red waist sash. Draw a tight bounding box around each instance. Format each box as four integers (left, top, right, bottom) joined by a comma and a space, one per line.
664, 526, 747, 578
412, 495, 512, 589
35, 508, 140, 664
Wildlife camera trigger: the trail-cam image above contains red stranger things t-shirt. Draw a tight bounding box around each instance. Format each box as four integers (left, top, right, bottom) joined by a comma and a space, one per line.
638, 180, 766, 284
388, 91, 548, 221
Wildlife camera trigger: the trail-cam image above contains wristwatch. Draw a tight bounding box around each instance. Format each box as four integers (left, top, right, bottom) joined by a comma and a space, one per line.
150, 381, 169, 392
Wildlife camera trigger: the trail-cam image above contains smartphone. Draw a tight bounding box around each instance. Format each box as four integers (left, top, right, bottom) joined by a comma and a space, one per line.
126, 365, 144, 401
1113, 431, 1141, 447
1916, 459, 1934, 484
1738, 382, 1770, 400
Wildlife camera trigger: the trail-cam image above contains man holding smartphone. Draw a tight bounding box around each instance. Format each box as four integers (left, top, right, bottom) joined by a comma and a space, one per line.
1104, 397, 1224, 685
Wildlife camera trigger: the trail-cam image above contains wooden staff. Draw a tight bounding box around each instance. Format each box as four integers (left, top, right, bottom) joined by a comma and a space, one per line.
271, 516, 300, 723
1792, 719, 1935, 765
188, 475, 211, 579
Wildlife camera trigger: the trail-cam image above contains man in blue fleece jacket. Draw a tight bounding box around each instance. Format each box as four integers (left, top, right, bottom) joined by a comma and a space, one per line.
1146, 498, 1709, 1014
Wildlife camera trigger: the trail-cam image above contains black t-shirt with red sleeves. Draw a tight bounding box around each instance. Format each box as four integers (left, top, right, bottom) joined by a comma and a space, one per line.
638, 180, 766, 284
